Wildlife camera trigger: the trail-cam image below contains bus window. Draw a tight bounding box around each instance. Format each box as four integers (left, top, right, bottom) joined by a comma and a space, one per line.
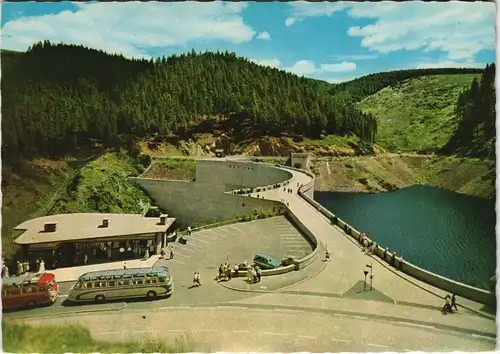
159, 277, 166, 283
23, 285, 37, 293
108, 281, 116, 287
6, 287, 22, 296
147, 278, 157, 284
84, 282, 93, 289
122, 280, 130, 286
133, 279, 144, 285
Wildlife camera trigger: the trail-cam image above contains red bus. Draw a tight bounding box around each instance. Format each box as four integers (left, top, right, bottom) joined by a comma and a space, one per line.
2, 272, 59, 310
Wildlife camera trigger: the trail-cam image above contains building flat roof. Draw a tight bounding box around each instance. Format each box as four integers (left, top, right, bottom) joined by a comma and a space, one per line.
14, 213, 175, 245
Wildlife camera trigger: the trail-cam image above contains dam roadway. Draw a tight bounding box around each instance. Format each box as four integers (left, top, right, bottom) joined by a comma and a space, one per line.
5, 156, 496, 352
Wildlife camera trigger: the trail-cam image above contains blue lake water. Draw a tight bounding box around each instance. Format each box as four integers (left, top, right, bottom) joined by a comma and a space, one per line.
314, 185, 496, 290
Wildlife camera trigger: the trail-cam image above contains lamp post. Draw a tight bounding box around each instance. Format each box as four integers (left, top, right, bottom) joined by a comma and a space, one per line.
366, 263, 373, 291
363, 270, 369, 291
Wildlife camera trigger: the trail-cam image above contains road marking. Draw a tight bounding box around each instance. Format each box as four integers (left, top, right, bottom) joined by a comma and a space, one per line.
216, 306, 248, 310
199, 329, 218, 332
159, 306, 190, 310
397, 321, 435, 330
349, 315, 368, 320
262, 332, 285, 336
368, 343, 388, 348
332, 338, 351, 343
132, 330, 155, 333
205, 230, 223, 237
195, 232, 217, 240
336, 313, 349, 317
168, 329, 186, 332
170, 259, 186, 265
298, 335, 317, 339
472, 334, 495, 341
178, 247, 196, 253
173, 252, 190, 258
233, 329, 251, 333
186, 242, 202, 249
101, 331, 122, 335
190, 238, 209, 245
326, 161, 331, 175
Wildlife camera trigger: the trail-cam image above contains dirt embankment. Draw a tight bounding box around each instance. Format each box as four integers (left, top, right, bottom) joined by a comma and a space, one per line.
312, 154, 495, 199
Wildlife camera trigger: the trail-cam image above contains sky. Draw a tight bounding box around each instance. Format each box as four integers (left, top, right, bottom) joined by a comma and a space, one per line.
1, 1, 496, 83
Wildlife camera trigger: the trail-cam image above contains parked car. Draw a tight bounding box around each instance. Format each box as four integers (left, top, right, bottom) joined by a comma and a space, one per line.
253, 254, 281, 270
281, 256, 295, 267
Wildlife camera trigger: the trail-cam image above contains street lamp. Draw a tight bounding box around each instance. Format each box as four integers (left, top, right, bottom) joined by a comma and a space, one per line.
366, 263, 373, 291
363, 270, 369, 291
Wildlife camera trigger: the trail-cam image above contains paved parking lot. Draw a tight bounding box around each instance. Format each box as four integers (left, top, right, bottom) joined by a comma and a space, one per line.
155, 216, 313, 286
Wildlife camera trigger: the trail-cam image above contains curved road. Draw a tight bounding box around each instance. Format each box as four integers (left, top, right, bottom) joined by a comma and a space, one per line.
5, 156, 496, 352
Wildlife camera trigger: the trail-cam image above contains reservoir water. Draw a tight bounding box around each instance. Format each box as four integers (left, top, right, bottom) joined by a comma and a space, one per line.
314, 185, 496, 290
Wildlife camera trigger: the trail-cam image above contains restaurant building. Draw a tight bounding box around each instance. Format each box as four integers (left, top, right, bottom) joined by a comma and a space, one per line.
13, 213, 175, 270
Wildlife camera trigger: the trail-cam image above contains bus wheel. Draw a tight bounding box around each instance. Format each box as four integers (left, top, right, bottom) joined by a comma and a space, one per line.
26, 301, 36, 308
95, 295, 105, 303
147, 291, 157, 300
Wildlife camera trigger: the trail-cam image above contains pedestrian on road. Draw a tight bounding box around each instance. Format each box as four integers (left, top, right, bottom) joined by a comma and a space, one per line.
170, 245, 174, 259
255, 266, 261, 283
187, 226, 192, 236
123, 262, 127, 269
451, 294, 458, 311
234, 264, 239, 277
218, 264, 223, 280
325, 249, 331, 262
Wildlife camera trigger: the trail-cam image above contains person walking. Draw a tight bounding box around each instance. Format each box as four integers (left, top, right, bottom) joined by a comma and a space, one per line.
325, 249, 331, 262
451, 294, 458, 311
187, 226, 192, 236
255, 266, 261, 283
196, 272, 201, 287
123, 262, 127, 269
169, 245, 174, 259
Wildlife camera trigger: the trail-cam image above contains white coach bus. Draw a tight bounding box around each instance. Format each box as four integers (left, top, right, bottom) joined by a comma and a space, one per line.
67, 266, 173, 303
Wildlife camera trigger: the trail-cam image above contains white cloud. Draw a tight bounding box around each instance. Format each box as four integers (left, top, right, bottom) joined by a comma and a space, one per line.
287, 2, 495, 62
256, 31, 271, 41
1, 2, 256, 59
285, 1, 349, 26
250, 58, 281, 68
250, 58, 357, 78
320, 61, 356, 73
325, 75, 359, 84
285, 60, 357, 76
329, 54, 379, 61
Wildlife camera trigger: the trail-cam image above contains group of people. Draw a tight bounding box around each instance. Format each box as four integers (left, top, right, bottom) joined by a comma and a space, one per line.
442, 294, 458, 314
246, 265, 262, 283
217, 263, 233, 281
192, 272, 201, 287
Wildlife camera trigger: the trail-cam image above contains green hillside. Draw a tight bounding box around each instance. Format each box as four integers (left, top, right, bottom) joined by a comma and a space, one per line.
356, 74, 480, 153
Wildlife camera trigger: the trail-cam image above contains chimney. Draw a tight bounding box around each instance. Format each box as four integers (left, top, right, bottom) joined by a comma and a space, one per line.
159, 214, 168, 225
102, 219, 109, 228
44, 222, 57, 233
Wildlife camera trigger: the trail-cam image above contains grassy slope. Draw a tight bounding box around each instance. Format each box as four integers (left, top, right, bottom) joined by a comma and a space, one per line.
312, 154, 495, 199
143, 157, 196, 180
3, 321, 194, 353
356, 74, 479, 153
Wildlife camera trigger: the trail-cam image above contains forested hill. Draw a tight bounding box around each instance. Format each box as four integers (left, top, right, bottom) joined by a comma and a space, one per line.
1, 41, 483, 164
442, 63, 496, 159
